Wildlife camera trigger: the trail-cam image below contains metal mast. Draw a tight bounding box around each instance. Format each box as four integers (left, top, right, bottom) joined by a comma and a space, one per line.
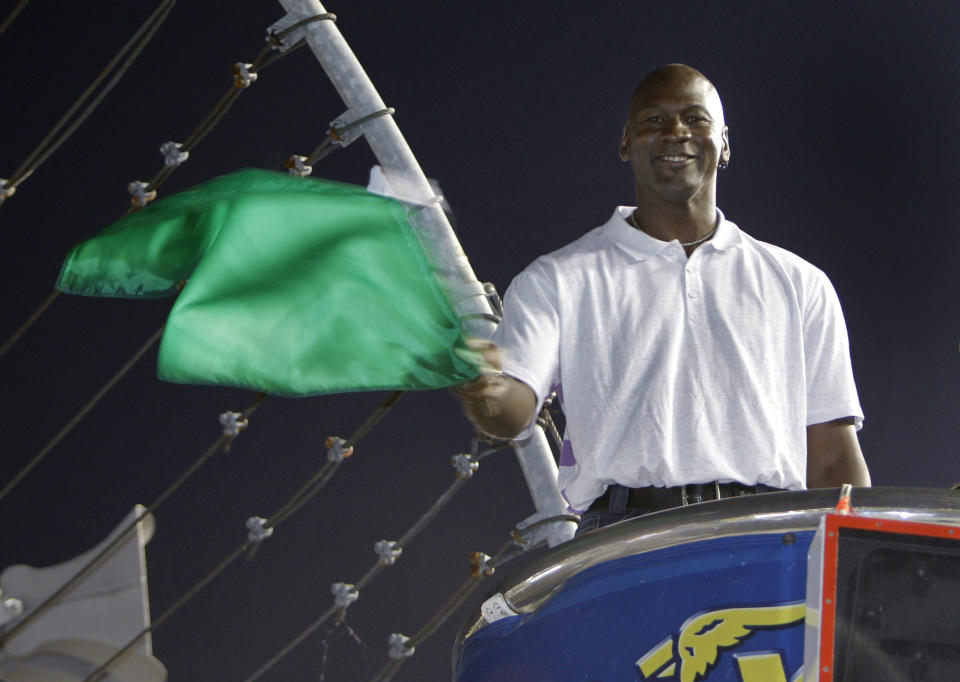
274, 0, 574, 546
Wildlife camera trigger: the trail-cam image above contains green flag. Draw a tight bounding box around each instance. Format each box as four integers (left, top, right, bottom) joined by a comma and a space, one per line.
57, 169, 478, 395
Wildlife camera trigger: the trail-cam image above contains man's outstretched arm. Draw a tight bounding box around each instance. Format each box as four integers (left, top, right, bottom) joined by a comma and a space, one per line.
806, 417, 871, 488
452, 341, 538, 439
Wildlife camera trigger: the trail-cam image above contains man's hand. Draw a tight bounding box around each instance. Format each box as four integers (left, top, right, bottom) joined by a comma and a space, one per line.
452, 339, 537, 439
806, 417, 871, 488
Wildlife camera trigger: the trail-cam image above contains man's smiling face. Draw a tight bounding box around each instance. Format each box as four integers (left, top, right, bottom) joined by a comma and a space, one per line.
619, 67, 730, 206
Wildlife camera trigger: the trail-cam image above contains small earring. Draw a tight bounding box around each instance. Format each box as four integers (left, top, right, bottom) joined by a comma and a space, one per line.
718, 160, 729, 170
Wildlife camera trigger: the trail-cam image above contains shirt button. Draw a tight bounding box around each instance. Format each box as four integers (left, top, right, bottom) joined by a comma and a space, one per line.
688, 290, 698, 298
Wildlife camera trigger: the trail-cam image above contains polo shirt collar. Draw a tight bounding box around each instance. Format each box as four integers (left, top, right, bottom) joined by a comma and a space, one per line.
603, 206, 742, 261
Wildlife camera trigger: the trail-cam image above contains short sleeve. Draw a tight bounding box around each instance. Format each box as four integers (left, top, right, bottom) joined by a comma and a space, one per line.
490, 267, 561, 437
803, 271, 864, 429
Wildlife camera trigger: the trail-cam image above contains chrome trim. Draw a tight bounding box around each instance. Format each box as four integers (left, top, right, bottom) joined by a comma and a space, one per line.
455, 488, 960, 649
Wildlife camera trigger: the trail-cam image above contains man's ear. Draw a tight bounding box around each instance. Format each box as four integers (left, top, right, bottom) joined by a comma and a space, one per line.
618, 126, 631, 161
721, 126, 731, 165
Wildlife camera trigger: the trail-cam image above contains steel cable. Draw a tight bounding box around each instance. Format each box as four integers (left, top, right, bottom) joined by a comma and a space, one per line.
80, 391, 400, 682
369, 536, 518, 682
0, 325, 165, 504
0, 18, 310, 361
83, 542, 253, 682
242, 443, 511, 682
0, 289, 61, 362
0, 80, 387, 493
2, 0, 178, 198
0, 391, 267, 646
265, 391, 403, 531
0, 0, 31, 37
370, 515, 572, 682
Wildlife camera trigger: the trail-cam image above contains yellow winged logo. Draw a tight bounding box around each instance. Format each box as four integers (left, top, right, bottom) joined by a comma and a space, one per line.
636, 602, 805, 682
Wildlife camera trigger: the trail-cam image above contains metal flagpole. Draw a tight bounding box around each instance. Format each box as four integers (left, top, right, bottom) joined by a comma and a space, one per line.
273, 0, 574, 546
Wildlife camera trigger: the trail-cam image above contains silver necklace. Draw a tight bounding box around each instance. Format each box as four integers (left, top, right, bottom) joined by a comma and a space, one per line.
627, 212, 718, 248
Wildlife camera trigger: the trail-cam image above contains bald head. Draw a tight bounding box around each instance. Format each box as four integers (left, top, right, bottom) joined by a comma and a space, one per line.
628, 64, 725, 126
619, 63, 731, 211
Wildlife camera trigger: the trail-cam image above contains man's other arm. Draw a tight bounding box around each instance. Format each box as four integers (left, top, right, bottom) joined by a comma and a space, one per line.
452, 341, 538, 439
806, 417, 871, 488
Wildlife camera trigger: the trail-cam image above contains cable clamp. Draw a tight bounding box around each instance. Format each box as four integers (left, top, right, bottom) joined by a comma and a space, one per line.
160, 141, 189, 168
447, 280, 489, 306
484, 282, 503, 316
510, 527, 530, 549
285, 154, 313, 177
325, 436, 354, 462
374, 539, 402, 566
328, 107, 395, 148
448, 281, 500, 335
220, 411, 248, 436
127, 181, 157, 209
835, 482, 855, 515
246, 516, 273, 543
331, 581, 359, 609
0, 591, 24, 628
387, 633, 415, 659
513, 511, 579, 548
0, 178, 16, 200
469, 551, 494, 577
451, 454, 478, 479
266, 12, 337, 52
232, 62, 258, 89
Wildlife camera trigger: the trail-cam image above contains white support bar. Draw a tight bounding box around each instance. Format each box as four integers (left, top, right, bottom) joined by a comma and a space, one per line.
275, 0, 573, 544
512, 431, 577, 547
277, 0, 491, 333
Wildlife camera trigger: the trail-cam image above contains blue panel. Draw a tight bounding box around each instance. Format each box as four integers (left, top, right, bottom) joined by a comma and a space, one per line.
456, 531, 814, 682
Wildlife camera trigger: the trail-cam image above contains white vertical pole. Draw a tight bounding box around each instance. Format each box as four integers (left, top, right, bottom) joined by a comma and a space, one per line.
512, 429, 577, 547
277, 0, 488, 331
276, 0, 575, 545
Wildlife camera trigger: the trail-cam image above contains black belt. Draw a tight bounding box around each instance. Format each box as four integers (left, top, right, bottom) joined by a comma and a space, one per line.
588, 482, 785, 514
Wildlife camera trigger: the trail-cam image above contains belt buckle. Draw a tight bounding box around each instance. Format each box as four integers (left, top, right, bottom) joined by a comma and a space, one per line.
682, 483, 715, 505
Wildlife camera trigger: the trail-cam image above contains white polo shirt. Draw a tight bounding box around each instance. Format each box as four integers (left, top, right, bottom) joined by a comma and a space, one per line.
492, 207, 863, 512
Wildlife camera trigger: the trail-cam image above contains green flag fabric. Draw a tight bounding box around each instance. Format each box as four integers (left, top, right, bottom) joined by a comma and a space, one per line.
57, 169, 479, 395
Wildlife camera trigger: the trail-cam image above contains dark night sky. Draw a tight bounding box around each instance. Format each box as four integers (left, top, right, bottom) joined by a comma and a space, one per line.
2, 1, 959, 680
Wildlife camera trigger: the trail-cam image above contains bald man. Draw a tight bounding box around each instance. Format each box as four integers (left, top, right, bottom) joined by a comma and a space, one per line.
455, 64, 869, 532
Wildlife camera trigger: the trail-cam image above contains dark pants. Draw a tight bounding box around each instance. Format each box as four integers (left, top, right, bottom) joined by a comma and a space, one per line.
575, 484, 650, 536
